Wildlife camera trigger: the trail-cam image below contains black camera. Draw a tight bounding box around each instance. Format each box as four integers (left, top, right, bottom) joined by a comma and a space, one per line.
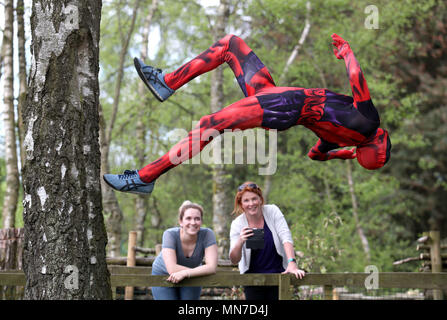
246, 228, 264, 249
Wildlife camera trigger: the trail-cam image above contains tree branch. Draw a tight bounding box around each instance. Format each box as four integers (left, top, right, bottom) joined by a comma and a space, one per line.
106, 0, 142, 145
278, 0, 311, 85
393, 256, 420, 265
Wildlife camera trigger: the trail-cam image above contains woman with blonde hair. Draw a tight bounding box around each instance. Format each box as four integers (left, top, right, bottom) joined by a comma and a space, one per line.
229, 182, 305, 300
151, 200, 218, 300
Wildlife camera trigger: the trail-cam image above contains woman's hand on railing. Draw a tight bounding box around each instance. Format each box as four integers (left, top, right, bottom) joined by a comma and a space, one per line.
282, 263, 306, 279
166, 269, 190, 283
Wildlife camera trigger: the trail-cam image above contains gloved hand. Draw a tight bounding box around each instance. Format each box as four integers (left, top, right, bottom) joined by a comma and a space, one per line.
331, 33, 351, 59
328, 148, 357, 160
308, 146, 356, 161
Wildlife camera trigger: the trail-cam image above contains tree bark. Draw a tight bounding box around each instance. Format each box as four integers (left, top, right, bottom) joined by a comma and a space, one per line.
210, 0, 232, 259
101, 0, 141, 257
17, 0, 28, 171
346, 161, 371, 262
23, 0, 111, 299
2, 0, 19, 229
0, 14, 5, 79
150, 196, 162, 238
135, 0, 158, 247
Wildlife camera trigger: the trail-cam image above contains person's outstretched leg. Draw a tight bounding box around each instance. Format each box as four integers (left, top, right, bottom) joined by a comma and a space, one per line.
165, 34, 276, 97
135, 34, 276, 101
138, 96, 264, 183
105, 35, 274, 193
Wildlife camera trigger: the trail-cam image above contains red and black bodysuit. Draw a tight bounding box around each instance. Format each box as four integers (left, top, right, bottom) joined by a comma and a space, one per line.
138, 34, 391, 183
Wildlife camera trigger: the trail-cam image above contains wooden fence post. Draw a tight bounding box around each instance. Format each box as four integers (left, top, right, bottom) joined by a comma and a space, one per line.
323, 285, 333, 300
155, 244, 162, 256
0, 228, 24, 300
278, 274, 292, 300
429, 230, 443, 300
124, 231, 137, 300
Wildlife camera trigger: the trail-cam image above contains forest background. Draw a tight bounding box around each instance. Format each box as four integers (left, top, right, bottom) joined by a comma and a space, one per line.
0, 0, 446, 274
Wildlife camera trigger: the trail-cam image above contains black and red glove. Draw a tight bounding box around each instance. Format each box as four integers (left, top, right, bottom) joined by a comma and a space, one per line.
308, 146, 356, 161
331, 33, 351, 60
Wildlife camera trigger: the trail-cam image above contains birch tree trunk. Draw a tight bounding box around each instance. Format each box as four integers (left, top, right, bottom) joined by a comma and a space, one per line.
346, 161, 371, 262
135, 0, 158, 247
23, 0, 111, 299
210, 0, 231, 259
2, 0, 19, 229
0, 31, 4, 78
17, 0, 28, 170
100, 0, 140, 257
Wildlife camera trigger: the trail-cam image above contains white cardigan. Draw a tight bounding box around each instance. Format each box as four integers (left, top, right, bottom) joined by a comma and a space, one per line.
229, 204, 293, 274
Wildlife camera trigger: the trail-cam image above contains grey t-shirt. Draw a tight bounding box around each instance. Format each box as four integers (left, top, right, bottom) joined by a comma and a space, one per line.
152, 227, 217, 275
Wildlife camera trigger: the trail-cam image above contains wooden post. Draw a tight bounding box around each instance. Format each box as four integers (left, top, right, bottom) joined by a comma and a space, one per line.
278, 274, 292, 300
0, 228, 24, 300
429, 230, 443, 300
155, 244, 162, 256
323, 285, 333, 300
332, 287, 339, 300
124, 231, 137, 300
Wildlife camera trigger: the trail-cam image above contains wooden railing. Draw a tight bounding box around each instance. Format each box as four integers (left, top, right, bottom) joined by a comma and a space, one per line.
1, 267, 446, 300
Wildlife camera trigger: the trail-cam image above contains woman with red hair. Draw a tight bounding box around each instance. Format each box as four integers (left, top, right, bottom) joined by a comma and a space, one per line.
229, 182, 305, 300
103, 34, 391, 195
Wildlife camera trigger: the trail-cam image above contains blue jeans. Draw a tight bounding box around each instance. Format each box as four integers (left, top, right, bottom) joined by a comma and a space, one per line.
151, 268, 201, 300
151, 285, 202, 300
